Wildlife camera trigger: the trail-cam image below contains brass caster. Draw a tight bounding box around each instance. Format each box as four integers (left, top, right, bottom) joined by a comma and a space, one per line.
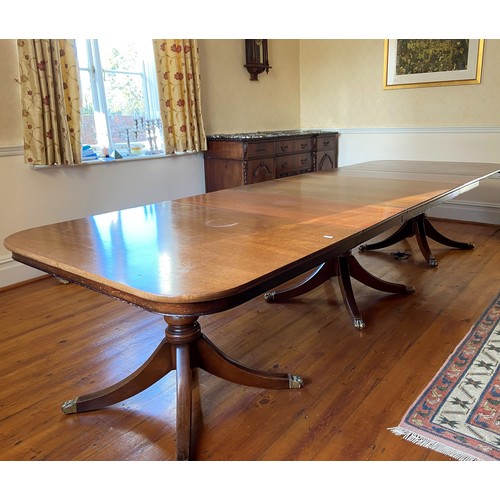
354, 318, 365, 330
61, 398, 78, 414
288, 374, 304, 388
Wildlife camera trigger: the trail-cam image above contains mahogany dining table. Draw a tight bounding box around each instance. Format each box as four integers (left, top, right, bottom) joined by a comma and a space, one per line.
4, 160, 499, 460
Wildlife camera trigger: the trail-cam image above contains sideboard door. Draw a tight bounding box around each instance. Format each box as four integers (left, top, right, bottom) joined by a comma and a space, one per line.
248, 158, 276, 184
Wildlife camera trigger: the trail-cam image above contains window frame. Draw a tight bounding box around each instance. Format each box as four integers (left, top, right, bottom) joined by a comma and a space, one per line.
76, 38, 163, 161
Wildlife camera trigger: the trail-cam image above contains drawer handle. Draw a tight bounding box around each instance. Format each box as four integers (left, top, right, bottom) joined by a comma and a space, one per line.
280, 162, 288, 169
281, 145, 289, 151
323, 141, 330, 147
256, 147, 267, 152
301, 158, 308, 165
300, 143, 307, 149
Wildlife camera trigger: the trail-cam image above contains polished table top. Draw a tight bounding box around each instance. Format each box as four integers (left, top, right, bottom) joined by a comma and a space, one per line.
4, 160, 499, 316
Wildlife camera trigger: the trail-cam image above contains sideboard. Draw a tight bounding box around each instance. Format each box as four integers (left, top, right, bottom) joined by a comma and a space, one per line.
203, 129, 339, 192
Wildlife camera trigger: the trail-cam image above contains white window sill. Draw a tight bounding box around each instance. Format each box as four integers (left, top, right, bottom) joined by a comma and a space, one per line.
31, 150, 201, 169
83, 152, 169, 164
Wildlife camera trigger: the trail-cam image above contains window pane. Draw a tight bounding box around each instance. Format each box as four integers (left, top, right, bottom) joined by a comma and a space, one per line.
79, 69, 98, 146
98, 39, 146, 73
104, 71, 146, 149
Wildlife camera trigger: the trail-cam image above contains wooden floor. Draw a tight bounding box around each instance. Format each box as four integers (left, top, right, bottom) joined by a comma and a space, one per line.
1, 219, 499, 462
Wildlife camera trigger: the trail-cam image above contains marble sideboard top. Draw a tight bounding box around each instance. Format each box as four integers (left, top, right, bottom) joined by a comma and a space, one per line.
207, 129, 337, 142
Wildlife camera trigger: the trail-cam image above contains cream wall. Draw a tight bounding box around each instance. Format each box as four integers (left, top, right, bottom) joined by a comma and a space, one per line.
0, 40, 23, 145
199, 39, 300, 134
300, 39, 500, 128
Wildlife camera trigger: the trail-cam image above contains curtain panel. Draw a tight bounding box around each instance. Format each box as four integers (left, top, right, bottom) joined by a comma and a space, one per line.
17, 39, 82, 166
153, 39, 207, 154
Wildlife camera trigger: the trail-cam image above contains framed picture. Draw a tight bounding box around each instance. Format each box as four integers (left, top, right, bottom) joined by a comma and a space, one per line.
384, 39, 484, 89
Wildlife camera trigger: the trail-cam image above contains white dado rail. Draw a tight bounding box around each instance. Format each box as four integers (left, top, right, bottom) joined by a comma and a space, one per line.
0, 145, 23, 157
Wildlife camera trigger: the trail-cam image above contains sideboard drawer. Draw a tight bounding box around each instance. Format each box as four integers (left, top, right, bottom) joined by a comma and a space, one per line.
246, 141, 274, 158
275, 140, 295, 155
317, 134, 338, 152
275, 138, 313, 155
292, 138, 313, 153
276, 153, 312, 176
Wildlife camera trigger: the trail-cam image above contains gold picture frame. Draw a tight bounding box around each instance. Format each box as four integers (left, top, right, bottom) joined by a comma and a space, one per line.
384, 39, 484, 89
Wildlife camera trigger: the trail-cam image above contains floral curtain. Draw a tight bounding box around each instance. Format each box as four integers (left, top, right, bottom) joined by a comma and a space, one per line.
152, 39, 207, 154
17, 39, 82, 166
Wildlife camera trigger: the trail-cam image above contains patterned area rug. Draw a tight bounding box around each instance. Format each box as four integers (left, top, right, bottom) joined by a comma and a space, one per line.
390, 292, 500, 461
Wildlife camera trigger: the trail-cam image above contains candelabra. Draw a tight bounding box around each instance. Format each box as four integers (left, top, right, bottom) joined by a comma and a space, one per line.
122, 117, 163, 155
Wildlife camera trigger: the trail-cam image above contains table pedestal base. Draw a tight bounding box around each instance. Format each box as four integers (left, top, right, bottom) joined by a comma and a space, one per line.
359, 214, 475, 267
61, 316, 303, 460
264, 251, 415, 330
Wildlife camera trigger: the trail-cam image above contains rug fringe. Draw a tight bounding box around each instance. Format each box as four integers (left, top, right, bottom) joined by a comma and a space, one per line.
388, 427, 479, 461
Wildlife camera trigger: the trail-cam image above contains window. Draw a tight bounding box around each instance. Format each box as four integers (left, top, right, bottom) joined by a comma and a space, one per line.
75, 39, 164, 160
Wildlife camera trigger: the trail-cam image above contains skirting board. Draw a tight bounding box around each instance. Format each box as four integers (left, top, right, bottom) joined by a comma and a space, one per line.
1, 200, 498, 288
0, 255, 46, 289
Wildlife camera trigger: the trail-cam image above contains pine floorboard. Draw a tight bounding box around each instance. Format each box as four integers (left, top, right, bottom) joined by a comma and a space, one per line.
0, 219, 499, 463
